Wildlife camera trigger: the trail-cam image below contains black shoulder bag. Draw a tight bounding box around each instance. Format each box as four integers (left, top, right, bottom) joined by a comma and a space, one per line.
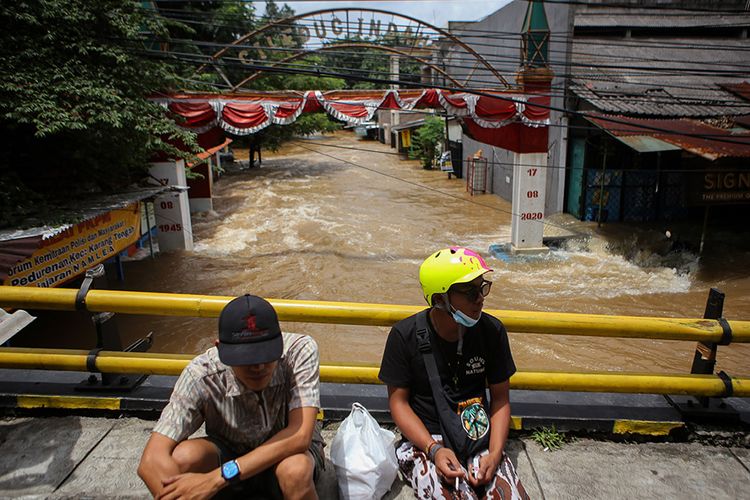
415, 310, 491, 465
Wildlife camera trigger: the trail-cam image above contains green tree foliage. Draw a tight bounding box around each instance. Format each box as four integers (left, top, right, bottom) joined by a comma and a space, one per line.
154, 0, 260, 89
0, 0, 197, 227
319, 33, 426, 90
410, 116, 446, 169
220, 5, 345, 153
0, 0, 346, 227
247, 56, 344, 152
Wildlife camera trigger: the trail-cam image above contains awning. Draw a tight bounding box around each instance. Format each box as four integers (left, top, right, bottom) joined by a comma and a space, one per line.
187, 138, 233, 168
585, 114, 750, 161
0, 187, 170, 286
392, 119, 425, 132
196, 138, 232, 161
154, 89, 551, 154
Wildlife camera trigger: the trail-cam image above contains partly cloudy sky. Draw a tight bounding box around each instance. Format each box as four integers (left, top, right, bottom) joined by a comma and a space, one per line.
258, 1, 514, 28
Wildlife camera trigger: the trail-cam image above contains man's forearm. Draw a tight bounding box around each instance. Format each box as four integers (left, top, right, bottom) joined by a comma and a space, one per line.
391, 398, 434, 453
488, 400, 511, 460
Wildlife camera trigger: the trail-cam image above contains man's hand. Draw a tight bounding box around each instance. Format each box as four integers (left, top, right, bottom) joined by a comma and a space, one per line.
156, 471, 223, 500
467, 452, 501, 487
433, 447, 465, 482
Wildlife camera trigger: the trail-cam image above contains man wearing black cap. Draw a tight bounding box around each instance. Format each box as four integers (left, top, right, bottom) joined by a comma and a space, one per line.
138, 294, 323, 499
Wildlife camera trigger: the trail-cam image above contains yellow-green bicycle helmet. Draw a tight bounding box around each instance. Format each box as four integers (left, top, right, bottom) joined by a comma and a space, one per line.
419, 247, 492, 306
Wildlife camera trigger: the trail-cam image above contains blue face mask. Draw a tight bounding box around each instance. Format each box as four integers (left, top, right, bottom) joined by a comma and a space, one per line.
439, 294, 480, 328
451, 308, 480, 328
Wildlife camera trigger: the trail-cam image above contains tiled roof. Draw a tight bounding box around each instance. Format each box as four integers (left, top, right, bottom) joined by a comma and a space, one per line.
570, 37, 750, 117
722, 82, 750, 102
574, 7, 750, 29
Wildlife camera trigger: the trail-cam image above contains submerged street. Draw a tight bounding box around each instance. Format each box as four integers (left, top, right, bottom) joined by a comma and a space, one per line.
75, 132, 750, 375
2, 3, 749, 499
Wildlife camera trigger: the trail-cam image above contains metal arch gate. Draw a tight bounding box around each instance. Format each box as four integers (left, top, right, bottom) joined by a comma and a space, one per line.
193, 7, 510, 91
233, 42, 465, 90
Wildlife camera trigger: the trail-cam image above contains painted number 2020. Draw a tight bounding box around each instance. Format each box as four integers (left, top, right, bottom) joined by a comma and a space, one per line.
520, 212, 543, 220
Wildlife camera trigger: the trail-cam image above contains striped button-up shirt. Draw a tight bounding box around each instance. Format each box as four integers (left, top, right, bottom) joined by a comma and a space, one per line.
153, 333, 321, 454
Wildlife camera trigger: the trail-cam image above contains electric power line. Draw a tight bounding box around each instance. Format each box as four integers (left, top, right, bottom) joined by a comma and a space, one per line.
143, 35, 750, 105
135, 46, 750, 148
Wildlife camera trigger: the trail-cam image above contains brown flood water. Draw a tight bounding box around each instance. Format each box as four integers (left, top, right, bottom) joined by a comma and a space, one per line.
58, 131, 750, 375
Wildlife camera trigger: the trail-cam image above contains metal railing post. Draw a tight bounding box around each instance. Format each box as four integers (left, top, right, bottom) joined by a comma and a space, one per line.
74, 266, 154, 392
689, 288, 724, 407
666, 288, 738, 420
691, 288, 724, 373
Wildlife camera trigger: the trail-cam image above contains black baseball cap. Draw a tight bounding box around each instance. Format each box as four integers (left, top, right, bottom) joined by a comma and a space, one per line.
217, 294, 283, 366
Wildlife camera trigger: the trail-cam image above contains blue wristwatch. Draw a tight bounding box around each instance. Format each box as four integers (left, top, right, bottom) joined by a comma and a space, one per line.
221, 460, 241, 483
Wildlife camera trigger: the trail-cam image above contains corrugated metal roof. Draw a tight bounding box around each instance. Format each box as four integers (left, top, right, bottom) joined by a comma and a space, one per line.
736, 115, 750, 128
722, 82, 750, 102
392, 118, 426, 131
585, 114, 750, 160
574, 7, 750, 29
0, 186, 170, 242
613, 135, 681, 153
570, 36, 750, 117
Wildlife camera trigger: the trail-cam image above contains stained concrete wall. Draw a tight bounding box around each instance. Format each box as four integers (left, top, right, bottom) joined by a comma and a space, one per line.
440, 0, 572, 214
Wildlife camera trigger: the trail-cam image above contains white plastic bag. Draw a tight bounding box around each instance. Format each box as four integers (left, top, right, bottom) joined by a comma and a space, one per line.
330, 402, 398, 500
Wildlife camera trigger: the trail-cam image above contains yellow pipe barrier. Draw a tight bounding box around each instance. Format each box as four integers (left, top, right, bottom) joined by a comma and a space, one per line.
1, 286, 749, 343
0, 348, 746, 397
0, 348, 193, 376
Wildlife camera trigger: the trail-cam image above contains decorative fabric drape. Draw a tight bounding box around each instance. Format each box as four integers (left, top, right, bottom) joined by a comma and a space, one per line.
158, 89, 549, 133
155, 89, 550, 153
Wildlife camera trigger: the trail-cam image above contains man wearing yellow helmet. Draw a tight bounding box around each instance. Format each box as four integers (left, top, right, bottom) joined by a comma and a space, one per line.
379, 247, 528, 499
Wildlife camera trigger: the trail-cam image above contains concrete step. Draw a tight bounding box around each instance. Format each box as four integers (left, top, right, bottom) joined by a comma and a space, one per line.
0, 416, 747, 499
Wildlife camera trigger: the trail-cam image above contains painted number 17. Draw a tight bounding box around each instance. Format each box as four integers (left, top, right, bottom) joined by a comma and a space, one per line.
527, 168, 537, 176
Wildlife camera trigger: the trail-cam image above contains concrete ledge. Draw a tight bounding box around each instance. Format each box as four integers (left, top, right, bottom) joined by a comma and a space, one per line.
0, 371, 747, 440
0, 416, 747, 499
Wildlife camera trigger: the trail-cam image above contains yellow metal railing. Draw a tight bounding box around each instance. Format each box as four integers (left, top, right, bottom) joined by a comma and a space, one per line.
0, 286, 747, 398
0, 348, 745, 397
1, 286, 748, 342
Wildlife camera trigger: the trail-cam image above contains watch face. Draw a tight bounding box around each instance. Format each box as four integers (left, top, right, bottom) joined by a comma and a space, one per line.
221, 460, 240, 481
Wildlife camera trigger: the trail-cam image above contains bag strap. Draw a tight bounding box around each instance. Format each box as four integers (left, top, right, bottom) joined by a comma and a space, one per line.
416, 310, 442, 392
415, 310, 459, 451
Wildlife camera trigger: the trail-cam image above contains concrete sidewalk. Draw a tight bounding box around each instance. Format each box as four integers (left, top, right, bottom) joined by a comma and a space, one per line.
0, 416, 748, 499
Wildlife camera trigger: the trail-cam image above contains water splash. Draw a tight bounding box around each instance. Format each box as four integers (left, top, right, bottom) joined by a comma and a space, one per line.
486, 234, 696, 300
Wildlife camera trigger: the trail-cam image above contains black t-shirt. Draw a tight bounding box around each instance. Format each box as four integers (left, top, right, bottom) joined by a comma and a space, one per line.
378, 309, 516, 434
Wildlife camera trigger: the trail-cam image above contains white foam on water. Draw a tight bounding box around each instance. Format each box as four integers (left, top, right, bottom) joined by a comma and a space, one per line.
488, 237, 696, 299
192, 211, 281, 256
193, 226, 253, 255
461, 231, 512, 252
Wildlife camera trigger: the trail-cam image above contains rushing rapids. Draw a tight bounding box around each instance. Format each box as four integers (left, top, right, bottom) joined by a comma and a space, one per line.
19, 132, 750, 376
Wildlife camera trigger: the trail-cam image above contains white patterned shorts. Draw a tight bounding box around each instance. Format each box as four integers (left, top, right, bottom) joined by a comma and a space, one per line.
395, 436, 530, 500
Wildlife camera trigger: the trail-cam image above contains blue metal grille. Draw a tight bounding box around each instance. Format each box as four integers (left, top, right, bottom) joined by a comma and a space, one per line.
584, 169, 622, 222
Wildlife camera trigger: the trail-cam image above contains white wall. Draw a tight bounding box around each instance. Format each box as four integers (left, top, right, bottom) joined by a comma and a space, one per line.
440, 0, 572, 214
